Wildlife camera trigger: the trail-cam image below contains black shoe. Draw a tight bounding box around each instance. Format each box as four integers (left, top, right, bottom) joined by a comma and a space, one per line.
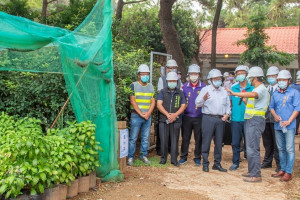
171, 162, 180, 167
159, 160, 166, 165
261, 163, 272, 169
203, 166, 209, 172
212, 164, 227, 172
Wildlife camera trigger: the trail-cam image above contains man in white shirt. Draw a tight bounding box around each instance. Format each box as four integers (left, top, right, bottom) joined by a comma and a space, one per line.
196, 69, 231, 173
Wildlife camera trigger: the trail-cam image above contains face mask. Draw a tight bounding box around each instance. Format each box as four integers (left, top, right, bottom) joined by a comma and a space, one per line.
141, 75, 149, 83
247, 77, 253, 85
208, 80, 212, 85
190, 75, 199, 83
228, 77, 234, 81
168, 82, 177, 89
213, 80, 222, 88
170, 69, 177, 73
278, 81, 288, 89
267, 77, 277, 85
236, 74, 246, 82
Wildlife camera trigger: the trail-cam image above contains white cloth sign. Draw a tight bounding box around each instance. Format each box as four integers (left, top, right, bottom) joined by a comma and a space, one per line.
120, 129, 129, 158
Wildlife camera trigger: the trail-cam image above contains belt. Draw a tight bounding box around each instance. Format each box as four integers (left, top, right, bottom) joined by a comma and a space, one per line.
204, 114, 223, 118
131, 110, 138, 114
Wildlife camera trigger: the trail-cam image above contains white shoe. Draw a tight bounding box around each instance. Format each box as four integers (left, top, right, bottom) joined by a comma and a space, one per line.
127, 158, 133, 166
141, 156, 151, 164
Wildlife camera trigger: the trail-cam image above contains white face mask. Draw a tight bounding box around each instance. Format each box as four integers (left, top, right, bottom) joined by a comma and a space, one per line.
190, 75, 199, 83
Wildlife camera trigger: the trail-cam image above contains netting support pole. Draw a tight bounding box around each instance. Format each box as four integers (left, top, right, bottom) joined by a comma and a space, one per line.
49, 66, 89, 130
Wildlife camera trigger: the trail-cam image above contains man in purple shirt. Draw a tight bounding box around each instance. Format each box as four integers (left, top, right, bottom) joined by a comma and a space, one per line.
179, 64, 206, 165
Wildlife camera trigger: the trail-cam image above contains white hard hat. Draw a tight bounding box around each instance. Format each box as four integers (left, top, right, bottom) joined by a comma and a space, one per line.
234, 65, 248, 74
137, 64, 150, 73
208, 69, 222, 79
188, 64, 200, 74
166, 72, 178, 81
297, 70, 300, 76
297, 74, 300, 81
277, 70, 291, 79
247, 66, 264, 78
266, 66, 279, 76
223, 72, 229, 77
166, 59, 178, 68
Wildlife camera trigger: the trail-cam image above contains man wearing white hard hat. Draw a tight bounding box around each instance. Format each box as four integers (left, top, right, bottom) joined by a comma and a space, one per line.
224, 71, 235, 89
229, 65, 254, 171
261, 66, 281, 172
157, 59, 182, 91
226, 66, 270, 183
179, 64, 206, 166
157, 72, 186, 167
269, 70, 300, 182
127, 64, 155, 166
196, 69, 231, 173
291, 73, 300, 135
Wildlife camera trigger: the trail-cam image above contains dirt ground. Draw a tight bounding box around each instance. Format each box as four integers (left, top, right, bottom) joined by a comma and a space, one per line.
72, 136, 300, 200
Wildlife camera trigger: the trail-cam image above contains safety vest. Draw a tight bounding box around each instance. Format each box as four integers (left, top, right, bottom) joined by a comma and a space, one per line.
244, 97, 267, 119
130, 82, 154, 113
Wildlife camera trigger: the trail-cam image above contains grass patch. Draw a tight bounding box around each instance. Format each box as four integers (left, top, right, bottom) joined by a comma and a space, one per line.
133, 156, 170, 168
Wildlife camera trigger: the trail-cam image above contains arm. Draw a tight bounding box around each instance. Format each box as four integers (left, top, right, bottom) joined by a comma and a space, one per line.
195, 88, 208, 107
157, 77, 163, 91
157, 100, 169, 118
130, 96, 143, 116
225, 87, 258, 98
143, 98, 156, 120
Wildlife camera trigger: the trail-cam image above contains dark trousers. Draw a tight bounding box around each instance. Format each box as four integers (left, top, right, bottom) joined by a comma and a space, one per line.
180, 115, 202, 160
202, 115, 225, 167
262, 122, 280, 168
231, 121, 244, 166
159, 122, 180, 163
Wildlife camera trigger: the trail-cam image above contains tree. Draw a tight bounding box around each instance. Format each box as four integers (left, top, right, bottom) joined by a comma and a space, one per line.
210, 0, 222, 69
116, 0, 147, 20
237, 6, 294, 70
159, 0, 186, 75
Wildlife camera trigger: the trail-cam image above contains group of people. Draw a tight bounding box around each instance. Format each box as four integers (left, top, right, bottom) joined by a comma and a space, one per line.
127, 59, 300, 183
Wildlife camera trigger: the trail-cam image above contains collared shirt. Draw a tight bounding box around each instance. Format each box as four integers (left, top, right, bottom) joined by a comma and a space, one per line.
290, 82, 300, 93
195, 84, 231, 116
252, 84, 270, 111
231, 82, 254, 122
224, 80, 234, 89
269, 86, 300, 130
183, 81, 206, 118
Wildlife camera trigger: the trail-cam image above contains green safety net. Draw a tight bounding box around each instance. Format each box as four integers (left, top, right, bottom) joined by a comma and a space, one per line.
0, 0, 123, 181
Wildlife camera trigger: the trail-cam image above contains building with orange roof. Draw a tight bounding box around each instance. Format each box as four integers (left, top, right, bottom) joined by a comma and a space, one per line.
198, 26, 299, 79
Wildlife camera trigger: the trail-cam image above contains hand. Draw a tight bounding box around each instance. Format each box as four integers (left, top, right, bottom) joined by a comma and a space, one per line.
142, 112, 151, 120
168, 113, 178, 123
274, 114, 282, 122
242, 98, 247, 104
280, 121, 290, 127
222, 114, 229, 122
225, 88, 234, 96
203, 92, 210, 101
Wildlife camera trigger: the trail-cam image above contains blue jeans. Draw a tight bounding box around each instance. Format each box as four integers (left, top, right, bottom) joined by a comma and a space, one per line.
231, 121, 244, 166
128, 113, 152, 159
275, 129, 295, 174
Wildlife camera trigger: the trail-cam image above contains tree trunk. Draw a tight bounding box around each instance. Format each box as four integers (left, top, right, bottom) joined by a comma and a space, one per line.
298, 24, 300, 69
116, 0, 125, 20
211, 0, 223, 69
42, 0, 48, 22
159, 0, 186, 75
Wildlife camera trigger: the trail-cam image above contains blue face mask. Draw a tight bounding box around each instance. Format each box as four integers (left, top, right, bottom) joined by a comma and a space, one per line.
141, 75, 149, 83
168, 82, 177, 89
236, 74, 246, 82
212, 80, 222, 88
267, 77, 277, 85
278, 81, 288, 89
208, 80, 212, 85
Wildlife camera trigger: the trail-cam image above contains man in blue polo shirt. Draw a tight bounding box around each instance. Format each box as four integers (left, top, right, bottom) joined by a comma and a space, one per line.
270, 70, 300, 182
229, 65, 254, 171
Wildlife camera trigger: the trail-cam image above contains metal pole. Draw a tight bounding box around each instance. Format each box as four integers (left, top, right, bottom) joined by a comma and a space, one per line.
150, 51, 153, 84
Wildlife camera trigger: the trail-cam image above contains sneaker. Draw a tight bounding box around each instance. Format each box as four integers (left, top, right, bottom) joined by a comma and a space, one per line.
141, 156, 151, 165
193, 158, 201, 166
179, 158, 187, 165
127, 158, 133, 166
229, 164, 239, 171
